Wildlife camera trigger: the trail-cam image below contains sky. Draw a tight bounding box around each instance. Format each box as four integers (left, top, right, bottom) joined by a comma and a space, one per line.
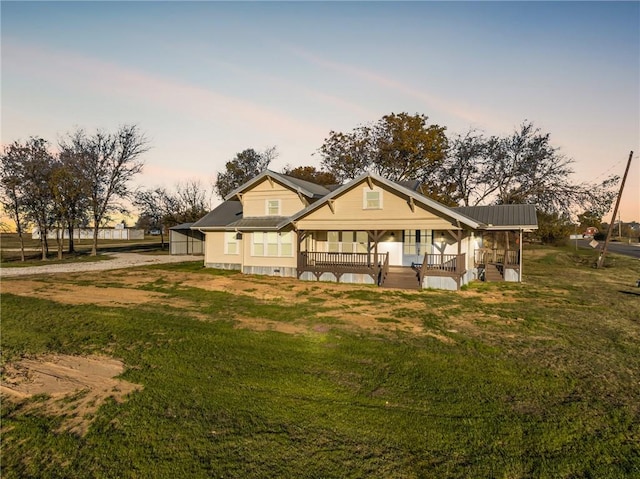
2, 1, 639, 222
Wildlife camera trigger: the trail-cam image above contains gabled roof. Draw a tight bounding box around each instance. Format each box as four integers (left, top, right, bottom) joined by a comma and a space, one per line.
289, 172, 484, 229
455, 205, 538, 230
191, 201, 243, 229
224, 170, 331, 201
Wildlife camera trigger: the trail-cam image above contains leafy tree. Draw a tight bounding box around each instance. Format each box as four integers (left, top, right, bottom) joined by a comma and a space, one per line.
318, 113, 448, 188
281, 165, 338, 187
214, 147, 277, 199
134, 187, 173, 248
534, 211, 575, 245
577, 210, 603, 232
60, 125, 148, 255
51, 149, 90, 254
9, 138, 57, 260
0, 141, 31, 261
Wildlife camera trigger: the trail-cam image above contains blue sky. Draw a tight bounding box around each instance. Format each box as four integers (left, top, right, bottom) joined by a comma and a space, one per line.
2, 1, 639, 220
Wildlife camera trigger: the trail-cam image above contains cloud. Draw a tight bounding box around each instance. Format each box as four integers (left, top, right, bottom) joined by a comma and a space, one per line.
285, 44, 510, 132
2, 39, 328, 141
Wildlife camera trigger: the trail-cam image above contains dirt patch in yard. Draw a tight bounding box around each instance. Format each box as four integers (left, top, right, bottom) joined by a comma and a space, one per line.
1, 355, 141, 436
1, 280, 169, 307
2, 268, 457, 339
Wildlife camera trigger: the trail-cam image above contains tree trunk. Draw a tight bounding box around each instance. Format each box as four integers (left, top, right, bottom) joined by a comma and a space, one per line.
67, 223, 75, 254
40, 236, 47, 261
92, 222, 99, 256
56, 228, 63, 260
15, 219, 25, 262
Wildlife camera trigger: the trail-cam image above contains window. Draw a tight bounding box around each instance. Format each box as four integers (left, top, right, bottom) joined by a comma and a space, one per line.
363, 189, 382, 209
403, 230, 433, 256
251, 231, 293, 257
225, 232, 239, 255
326, 231, 369, 253
266, 199, 280, 216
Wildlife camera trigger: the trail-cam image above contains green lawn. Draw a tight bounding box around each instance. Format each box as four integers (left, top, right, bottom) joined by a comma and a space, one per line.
1, 246, 639, 478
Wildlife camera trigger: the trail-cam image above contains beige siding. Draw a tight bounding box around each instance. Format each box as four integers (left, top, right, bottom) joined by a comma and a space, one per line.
242, 230, 298, 269
296, 182, 457, 230
204, 231, 242, 264
242, 178, 307, 217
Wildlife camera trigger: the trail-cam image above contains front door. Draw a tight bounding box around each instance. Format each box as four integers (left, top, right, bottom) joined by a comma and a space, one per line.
402, 230, 433, 267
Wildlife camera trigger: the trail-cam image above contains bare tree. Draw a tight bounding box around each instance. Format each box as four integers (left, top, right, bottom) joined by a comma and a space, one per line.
444, 122, 619, 218
173, 179, 210, 224
61, 125, 148, 255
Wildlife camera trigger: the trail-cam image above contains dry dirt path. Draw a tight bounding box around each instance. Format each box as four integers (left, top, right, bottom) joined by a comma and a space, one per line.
0, 252, 200, 278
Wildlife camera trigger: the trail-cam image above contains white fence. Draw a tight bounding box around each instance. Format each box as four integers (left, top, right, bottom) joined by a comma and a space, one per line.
32, 228, 145, 241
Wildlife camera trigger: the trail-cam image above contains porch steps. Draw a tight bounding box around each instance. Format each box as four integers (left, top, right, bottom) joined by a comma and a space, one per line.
382, 267, 421, 290
484, 264, 504, 282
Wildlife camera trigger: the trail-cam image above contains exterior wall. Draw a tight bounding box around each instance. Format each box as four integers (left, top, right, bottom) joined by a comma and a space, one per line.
295, 182, 456, 231
242, 266, 297, 277
504, 267, 520, 282
204, 231, 241, 267
423, 276, 459, 291
242, 230, 298, 269
242, 179, 307, 217
170, 230, 204, 255
299, 271, 376, 285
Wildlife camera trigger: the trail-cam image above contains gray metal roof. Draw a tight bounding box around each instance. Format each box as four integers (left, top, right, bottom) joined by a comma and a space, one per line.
281, 174, 332, 198
454, 205, 538, 229
170, 222, 195, 231
227, 217, 289, 230
225, 170, 330, 201
191, 201, 243, 229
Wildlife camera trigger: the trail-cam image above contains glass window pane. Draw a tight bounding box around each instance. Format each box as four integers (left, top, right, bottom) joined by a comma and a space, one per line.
253, 232, 263, 244
365, 191, 380, 208
254, 244, 264, 256
280, 231, 292, 244
281, 243, 292, 256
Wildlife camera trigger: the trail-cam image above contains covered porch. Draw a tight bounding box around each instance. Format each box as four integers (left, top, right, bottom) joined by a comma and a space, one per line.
473, 229, 525, 282
295, 228, 472, 289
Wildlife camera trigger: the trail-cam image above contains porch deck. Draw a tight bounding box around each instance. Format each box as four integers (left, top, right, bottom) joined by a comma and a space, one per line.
297, 251, 390, 284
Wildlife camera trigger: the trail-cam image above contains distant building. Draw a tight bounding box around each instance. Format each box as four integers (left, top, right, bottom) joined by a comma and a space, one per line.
32, 227, 144, 241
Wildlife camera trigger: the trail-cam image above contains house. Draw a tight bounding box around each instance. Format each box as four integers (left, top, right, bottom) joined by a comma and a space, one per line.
191, 170, 538, 290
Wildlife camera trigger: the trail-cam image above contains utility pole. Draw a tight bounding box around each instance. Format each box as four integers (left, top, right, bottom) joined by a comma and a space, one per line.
597, 151, 633, 268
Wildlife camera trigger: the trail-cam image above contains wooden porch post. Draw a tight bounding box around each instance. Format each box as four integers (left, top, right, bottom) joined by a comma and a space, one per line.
519, 228, 523, 282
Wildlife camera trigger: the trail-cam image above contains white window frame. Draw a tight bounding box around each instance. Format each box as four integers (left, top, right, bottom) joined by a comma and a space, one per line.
251, 231, 293, 257
266, 199, 281, 216
363, 188, 382, 210
224, 232, 239, 255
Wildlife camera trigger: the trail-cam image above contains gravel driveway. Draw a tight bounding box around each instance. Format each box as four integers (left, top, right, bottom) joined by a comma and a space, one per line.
0, 253, 201, 278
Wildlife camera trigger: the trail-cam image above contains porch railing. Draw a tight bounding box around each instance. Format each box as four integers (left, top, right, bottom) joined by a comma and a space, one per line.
297, 251, 389, 282
474, 248, 519, 266
418, 253, 466, 280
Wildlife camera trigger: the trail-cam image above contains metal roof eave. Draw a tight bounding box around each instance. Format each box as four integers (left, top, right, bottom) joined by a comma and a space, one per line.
224, 170, 319, 202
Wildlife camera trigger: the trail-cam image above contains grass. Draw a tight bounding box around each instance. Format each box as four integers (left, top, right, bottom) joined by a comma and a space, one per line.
1, 245, 639, 478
